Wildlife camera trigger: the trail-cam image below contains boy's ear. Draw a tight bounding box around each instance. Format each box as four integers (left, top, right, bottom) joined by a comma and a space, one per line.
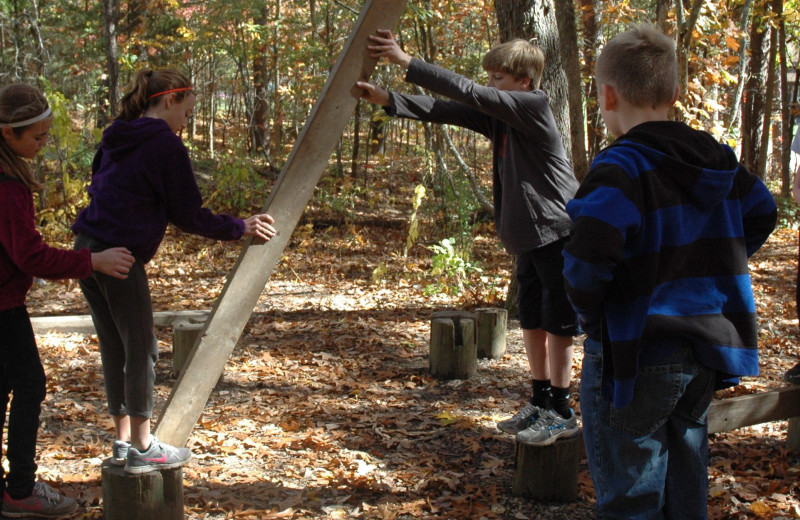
671, 85, 680, 105
601, 84, 618, 111
1, 127, 14, 141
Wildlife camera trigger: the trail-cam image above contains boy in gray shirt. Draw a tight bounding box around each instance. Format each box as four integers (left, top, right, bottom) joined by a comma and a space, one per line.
356, 30, 579, 445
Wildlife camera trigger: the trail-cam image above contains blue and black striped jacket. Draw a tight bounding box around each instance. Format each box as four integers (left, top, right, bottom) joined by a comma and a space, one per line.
563, 121, 777, 408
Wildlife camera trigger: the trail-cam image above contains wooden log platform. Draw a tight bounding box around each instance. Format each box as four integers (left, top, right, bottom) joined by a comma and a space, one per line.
429, 310, 476, 380
172, 317, 208, 377
512, 433, 581, 502
101, 461, 184, 520
475, 307, 507, 359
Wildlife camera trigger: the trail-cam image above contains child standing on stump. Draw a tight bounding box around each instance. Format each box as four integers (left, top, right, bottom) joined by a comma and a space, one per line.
356, 30, 580, 445
563, 25, 777, 518
0, 83, 134, 517
72, 69, 277, 474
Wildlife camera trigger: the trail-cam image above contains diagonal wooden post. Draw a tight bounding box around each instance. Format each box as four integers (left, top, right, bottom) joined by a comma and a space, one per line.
155, 0, 409, 446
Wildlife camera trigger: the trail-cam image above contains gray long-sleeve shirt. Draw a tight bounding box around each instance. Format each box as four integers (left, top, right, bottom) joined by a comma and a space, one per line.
387, 58, 578, 254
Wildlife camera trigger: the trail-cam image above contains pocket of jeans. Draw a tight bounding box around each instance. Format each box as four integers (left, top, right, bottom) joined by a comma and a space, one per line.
610, 362, 683, 436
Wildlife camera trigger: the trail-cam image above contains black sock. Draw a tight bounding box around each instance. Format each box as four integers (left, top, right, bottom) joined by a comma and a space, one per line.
530, 379, 552, 409
550, 385, 571, 418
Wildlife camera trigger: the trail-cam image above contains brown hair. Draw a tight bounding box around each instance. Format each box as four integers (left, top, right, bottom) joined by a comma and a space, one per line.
116, 68, 193, 121
482, 39, 544, 90
595, 24, 678, 109
0, 83, 48, 189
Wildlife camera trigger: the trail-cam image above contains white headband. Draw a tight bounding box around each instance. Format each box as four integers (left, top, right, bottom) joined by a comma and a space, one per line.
0, 107, 52, 128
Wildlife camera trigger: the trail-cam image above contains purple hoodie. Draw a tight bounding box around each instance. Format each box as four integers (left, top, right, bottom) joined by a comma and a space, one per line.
72, 118, 244, 262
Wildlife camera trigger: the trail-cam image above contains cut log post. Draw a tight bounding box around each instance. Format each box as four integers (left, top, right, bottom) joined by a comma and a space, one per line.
172, 318, 207, 378
475, 307, 507, 359
429, 310, 476, 380
788, 417, 800, 451
101, 461, 183, 520
512, 433, 581, 502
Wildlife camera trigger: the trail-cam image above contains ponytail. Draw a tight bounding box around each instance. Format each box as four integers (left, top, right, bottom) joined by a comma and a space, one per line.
116, 69, 193, 121
0, 84, 48, 190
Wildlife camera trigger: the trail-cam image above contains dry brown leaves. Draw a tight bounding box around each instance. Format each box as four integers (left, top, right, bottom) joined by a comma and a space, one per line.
23, 212, 800, 519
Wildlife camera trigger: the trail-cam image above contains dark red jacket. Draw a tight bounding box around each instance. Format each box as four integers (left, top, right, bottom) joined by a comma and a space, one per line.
0, 171, 92, 311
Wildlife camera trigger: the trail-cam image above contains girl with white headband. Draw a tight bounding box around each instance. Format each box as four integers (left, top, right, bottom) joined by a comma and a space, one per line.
0, 83, 134, 517
72, 69, 277, 474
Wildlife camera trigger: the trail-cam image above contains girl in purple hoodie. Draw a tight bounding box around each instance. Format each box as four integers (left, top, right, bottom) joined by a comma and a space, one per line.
72, 69, 276, 474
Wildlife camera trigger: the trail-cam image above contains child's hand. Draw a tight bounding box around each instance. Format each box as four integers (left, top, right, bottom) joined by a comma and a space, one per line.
367, 29, 411, 69
243, 213, 276, 242
355, 81, 390, 107
91, 247, 134, 279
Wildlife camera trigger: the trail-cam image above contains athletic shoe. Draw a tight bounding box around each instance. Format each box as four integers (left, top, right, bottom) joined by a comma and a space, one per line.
1, 481, 78, 518
125, 436, 192, 474
785, 362, 800, 385
111, 439, 130, 467
516, 408, 579, 446
497, 401, 543, 434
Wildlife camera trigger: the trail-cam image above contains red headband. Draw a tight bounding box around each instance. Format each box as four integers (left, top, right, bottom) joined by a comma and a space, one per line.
148, 87, 194, 100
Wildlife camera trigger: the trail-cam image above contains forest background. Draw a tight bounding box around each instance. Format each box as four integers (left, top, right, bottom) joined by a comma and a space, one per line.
4, 0, 800, 519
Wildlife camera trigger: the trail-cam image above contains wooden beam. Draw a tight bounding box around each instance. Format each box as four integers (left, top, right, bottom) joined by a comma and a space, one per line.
30, 311, 210, 334
154, 0, 409, 446
708, 386, 800, 434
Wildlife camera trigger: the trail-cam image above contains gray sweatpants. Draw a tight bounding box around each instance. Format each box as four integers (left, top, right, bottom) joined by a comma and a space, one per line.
75, 234, 158, 418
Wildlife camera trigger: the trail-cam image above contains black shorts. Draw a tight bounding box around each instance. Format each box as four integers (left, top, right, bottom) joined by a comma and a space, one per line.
516, 237, 577, 336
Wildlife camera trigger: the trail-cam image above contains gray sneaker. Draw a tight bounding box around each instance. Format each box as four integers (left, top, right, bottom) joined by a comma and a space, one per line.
497, 401, 543, 434
517, 408, 579, 446
111, 440, 130, 467
125, 436, 192, 474
1, 481, 78, 518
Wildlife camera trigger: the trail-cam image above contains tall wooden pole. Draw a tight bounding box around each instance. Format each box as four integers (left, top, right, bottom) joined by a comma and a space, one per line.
155, 0, 409, 446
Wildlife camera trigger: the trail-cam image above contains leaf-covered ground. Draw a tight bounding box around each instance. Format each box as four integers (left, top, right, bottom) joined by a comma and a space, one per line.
23, 191, 800, 519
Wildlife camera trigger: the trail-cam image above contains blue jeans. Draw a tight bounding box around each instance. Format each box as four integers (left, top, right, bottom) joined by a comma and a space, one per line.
581, 338, 715, 520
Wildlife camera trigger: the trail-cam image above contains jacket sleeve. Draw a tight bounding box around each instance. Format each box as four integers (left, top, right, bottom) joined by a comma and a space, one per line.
401, 58, 555, 138
562, 162, 641, 338
737, 167, 777, 257
159, 137, 245, 241
0, 182, 92, 280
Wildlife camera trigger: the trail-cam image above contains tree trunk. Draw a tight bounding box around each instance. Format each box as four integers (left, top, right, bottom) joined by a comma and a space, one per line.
553, 0, 587, 179
740, 4, 768, 175
724, 0, 753, 139
580, 0, 603, 163
776, 0, 792, 197
757, 20, 777, 179
101, 0, 119, 127
252, 5, 272, 160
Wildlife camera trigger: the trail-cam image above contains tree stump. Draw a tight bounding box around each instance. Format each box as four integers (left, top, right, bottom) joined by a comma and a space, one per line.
475, 307, 507, 359
512, 433, 581, 502
102, 461, 184, 520
172, 318, 207, 377
429, 310, 477, 380
788, 417, 800, 452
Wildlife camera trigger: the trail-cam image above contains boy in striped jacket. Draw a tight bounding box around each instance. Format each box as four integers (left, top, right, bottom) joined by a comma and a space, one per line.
563, 25, 777, 519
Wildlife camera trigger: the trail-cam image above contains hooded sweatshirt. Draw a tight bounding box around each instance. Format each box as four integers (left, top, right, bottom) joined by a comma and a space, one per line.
0, 172, 92, 311
72, 118, 244, 263
386, 58, 578, 254
563, 121, 777, 408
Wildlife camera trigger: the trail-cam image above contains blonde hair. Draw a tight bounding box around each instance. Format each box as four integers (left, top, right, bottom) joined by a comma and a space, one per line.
0, 83, 48, 190
595, 24, 678, 109
482, 39, 544, 90
117, 68, 193, 121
